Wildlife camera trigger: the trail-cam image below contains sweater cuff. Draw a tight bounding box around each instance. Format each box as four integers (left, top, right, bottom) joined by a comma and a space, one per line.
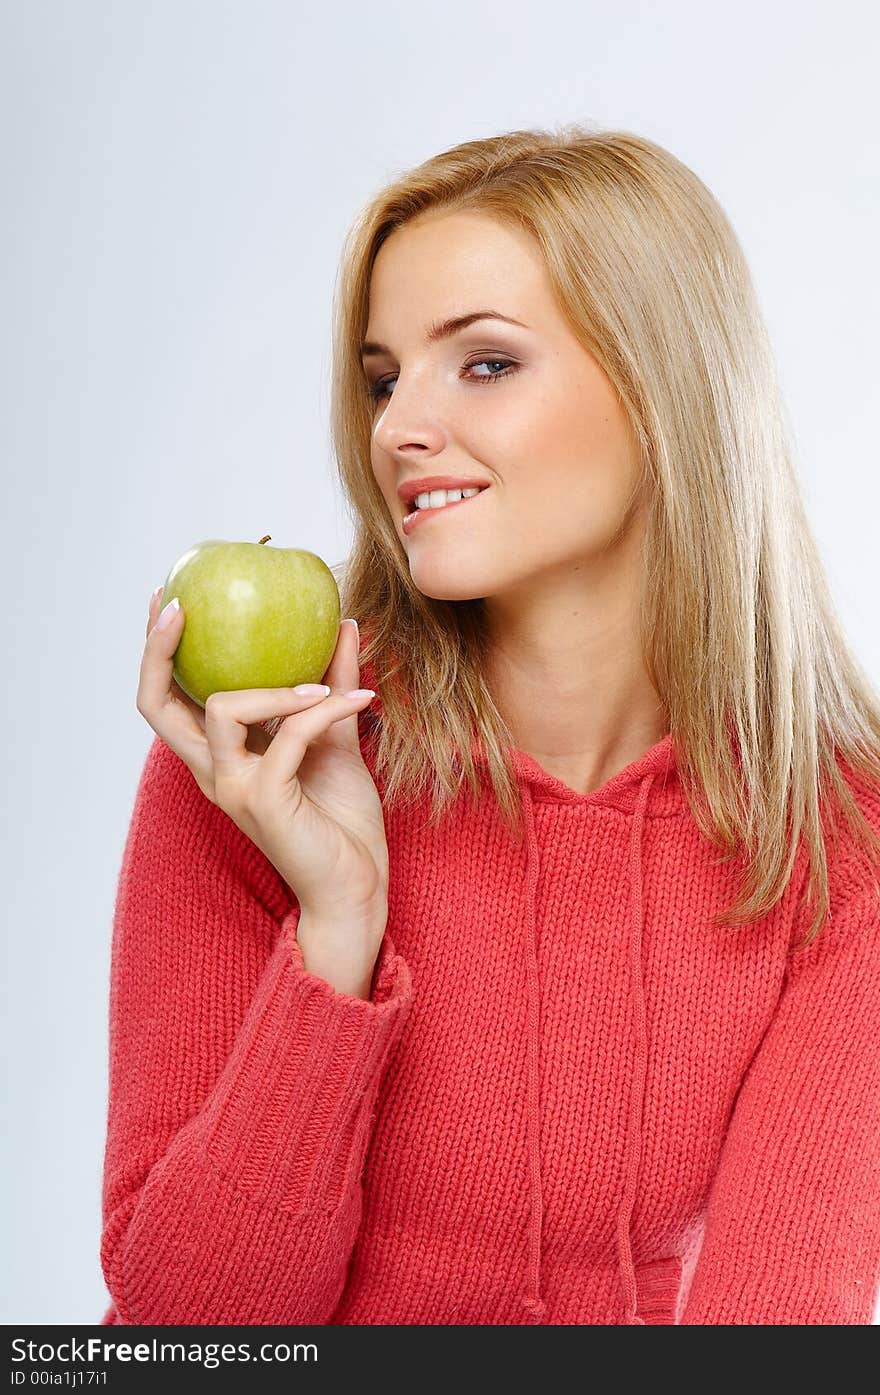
199, 907, 412, 1214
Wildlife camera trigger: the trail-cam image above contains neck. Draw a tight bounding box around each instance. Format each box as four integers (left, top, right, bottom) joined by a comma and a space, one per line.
481, 555, 668, 796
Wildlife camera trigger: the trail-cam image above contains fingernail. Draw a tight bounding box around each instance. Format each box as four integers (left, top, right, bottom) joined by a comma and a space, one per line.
151, 585, 163, 605
344, 617, 359, 646
294, 683, 331, 696
344, 688, 375, 700
155, 597, 180, 631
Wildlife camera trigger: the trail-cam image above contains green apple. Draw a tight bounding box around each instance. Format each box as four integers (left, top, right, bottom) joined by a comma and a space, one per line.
160, 535, 341, 707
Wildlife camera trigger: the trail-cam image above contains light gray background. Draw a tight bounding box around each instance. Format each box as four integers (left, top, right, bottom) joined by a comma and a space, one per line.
3, 0, 878, 1325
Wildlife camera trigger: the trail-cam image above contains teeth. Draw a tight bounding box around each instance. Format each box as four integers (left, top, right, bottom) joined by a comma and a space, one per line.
413, 487, 482, 511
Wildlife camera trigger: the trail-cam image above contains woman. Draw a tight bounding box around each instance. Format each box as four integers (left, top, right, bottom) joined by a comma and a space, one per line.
101, 126, 880, 1325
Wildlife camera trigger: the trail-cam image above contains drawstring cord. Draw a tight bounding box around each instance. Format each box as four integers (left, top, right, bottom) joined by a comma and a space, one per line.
614, 770, 655, 1325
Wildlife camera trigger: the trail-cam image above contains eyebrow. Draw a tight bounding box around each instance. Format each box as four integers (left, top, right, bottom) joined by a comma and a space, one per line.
360, 310, 528, 360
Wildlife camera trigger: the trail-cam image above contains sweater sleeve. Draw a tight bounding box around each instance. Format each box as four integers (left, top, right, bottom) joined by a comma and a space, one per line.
100, 735, 413, 1326
680, 867, 880, 1324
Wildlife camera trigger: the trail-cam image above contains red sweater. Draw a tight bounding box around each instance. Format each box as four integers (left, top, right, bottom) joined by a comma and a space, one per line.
100, 676, 880, 1325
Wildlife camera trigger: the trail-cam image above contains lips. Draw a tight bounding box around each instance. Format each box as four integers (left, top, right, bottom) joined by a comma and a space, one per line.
397, 478, 492, 506
401, 484, 491, 535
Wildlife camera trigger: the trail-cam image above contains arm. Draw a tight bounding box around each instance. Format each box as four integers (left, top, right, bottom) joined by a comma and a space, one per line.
680, 868, 880, 1324
100, 736, 413, 1325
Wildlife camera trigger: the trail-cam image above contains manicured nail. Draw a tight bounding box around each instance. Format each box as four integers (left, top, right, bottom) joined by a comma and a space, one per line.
344, 688, 375, 700
155, 597, 180, 631
151, 585, 163, 605
344, 617, 359, 645
294, 684, 331, 696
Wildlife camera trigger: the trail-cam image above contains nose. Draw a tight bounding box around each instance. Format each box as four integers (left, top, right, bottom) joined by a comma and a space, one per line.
371, 376, 447, 458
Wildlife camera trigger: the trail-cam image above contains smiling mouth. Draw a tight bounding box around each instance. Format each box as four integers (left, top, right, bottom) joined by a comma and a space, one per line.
401, 486, 491, 533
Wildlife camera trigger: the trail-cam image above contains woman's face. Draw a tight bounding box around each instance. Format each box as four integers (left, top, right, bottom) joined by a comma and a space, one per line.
363, 210, 646, 603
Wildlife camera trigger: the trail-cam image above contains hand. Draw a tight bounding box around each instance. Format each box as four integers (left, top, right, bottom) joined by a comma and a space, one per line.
136, 589, 389, 924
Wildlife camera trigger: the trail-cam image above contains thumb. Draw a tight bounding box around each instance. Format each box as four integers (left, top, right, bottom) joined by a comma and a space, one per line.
322, 617, 360, 686
320, 618, 366, 748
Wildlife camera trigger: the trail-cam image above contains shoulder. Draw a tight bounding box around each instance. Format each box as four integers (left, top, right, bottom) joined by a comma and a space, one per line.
790, 752, 880, 956
827, 751, 880, 889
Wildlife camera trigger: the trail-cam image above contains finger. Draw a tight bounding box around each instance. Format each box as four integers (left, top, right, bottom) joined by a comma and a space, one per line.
139, 592, 184, 714
256, 621, 358, 745
146, 586, 162, 640
204, 685, 376, 787
143, 591, 210, 731
137, 596, 206, 747
257, 686, 376, 786
204, 684, 341, 776
313, 618, 364, 751
321, 617, 361, 689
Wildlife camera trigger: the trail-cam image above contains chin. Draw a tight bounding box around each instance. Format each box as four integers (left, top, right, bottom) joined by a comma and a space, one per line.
410, 580, 485, 603
406, 563, 489, 604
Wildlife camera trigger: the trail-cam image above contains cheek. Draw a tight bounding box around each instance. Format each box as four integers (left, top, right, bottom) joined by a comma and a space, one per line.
509, 380, 636, 494
370, 456, 396, 508
496, 385, 557, 449
502, 366, 600, 450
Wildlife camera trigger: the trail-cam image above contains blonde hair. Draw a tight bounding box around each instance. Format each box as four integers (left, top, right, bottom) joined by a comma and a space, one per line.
326, 122, 880, 950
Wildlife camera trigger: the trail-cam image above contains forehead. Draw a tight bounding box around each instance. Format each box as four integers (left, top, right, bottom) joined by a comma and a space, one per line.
365, 211, 550, 328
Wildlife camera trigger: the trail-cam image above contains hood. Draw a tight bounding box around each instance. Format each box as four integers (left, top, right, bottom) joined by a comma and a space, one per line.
357, 662, 683, 1324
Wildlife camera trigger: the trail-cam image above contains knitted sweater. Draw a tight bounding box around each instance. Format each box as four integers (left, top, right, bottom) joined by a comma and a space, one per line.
100, 673, 880, 1325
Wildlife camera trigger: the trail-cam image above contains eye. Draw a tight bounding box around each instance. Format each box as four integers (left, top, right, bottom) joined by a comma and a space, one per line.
366, 357, 518, 403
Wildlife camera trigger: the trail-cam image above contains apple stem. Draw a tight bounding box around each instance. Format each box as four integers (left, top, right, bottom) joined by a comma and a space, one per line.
258, 535, 271, 545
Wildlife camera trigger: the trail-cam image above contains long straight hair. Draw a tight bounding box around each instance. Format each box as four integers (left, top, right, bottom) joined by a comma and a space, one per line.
325, 123, 880, 950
